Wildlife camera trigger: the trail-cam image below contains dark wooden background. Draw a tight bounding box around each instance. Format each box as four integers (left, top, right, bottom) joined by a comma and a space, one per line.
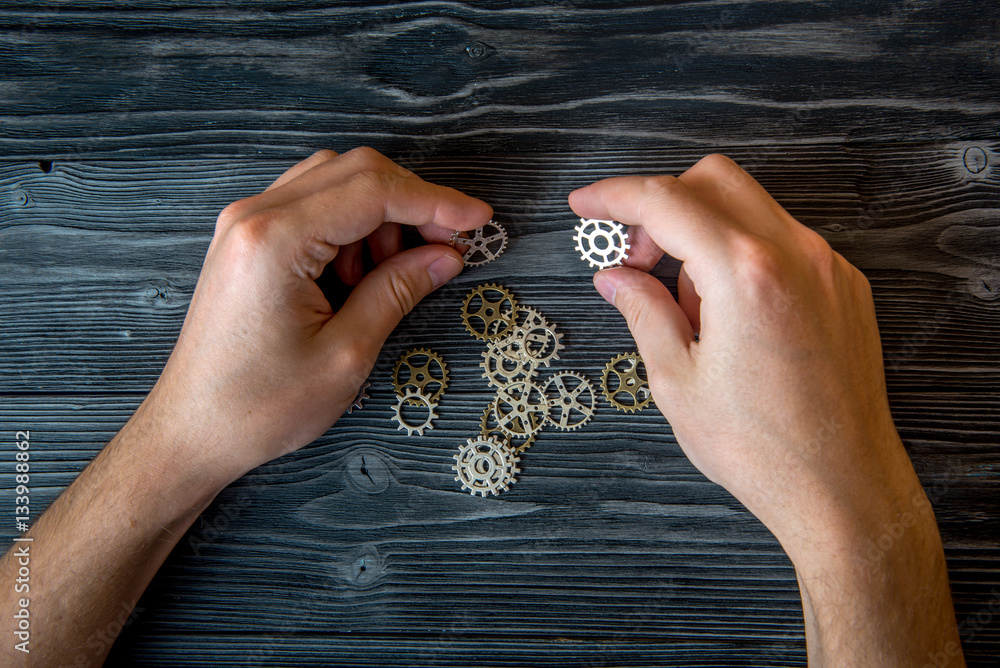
2, 1, 999, 665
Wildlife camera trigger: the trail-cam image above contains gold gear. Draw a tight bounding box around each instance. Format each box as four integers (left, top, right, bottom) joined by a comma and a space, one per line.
392, 348, 449, 406
461, 284, 518, 341
601, 352, 653, 413
480, 405, 536, 453
480, 342, 538, 389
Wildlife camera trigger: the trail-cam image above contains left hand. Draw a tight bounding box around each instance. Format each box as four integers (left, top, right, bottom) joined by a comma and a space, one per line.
137, 147, 492, 485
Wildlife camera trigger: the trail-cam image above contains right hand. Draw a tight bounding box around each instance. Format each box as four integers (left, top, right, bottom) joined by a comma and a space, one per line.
568, 154, 925, 553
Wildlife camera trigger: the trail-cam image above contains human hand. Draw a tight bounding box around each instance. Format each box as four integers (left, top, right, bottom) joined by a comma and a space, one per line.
569, 155, 922, 555
139, 147, 491, 487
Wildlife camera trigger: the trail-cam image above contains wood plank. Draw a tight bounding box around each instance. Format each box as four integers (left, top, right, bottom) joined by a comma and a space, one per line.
2, 142, 999, 394
1, 2, 998, 158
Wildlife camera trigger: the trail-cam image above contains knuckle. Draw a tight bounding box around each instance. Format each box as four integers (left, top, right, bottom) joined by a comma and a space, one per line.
344, 146, 387, 170
641, 174, 683, 202
228, 207, 280, 251
312, 148, 338, 162
696, 152, 740, 174
382, 267, 421, 316
216, 198, 252, 230
733, 236, 784, 292
349, 169, 395, 199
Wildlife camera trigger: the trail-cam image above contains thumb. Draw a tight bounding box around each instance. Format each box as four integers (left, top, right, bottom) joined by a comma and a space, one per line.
327, 244, 463, 360
594, 267, 695, 365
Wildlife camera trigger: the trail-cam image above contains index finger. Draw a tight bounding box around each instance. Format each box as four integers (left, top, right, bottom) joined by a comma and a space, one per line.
568, 175, 742, 271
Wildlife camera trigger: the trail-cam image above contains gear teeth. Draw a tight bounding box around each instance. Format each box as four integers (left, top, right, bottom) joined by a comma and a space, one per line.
392, 389, 438, 436
461, 284, 518, 341
601, 352, 653, 413
452, 436, 519, 497
574, 218, 629, 270
542, 370, 596, 430
392, 348, 449, 406
459, 220, 508, 267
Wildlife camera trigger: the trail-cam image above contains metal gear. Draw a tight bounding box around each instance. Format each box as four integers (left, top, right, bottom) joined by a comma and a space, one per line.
573, 218, 630, 269
452, 436, 520, 497
493, 380, 547, 439
542, 371, 596, 430
392, 389, 438, 436
500, 307, 563, 368
601, 352, 653, 413
392, 348, 449, 406
480, 405, 536, 453
450, 220, 508, 266
347, 381, 370, 415
480, 342, 538, 389
461, 284, 518, 341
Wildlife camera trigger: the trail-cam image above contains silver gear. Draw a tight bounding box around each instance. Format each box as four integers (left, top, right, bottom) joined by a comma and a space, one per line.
601, 352, 653, 413
542, 371, 596, 431
392, 389, 438, 436
573, 218, 629, 269
492, 307, 563, 368
461, 284, 518, 341
452, 436, 520, 497
493, 380, 547, 439
451, 220, 508, 266
481, 343, 538, 389
347, 381, 370, 414
480, 405, 536, 453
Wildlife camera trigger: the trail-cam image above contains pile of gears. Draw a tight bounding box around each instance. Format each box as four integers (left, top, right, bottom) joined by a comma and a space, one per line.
377, 218, 653, 498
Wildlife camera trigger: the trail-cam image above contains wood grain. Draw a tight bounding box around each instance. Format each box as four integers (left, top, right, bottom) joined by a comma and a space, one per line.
1, 2, 998, 159
2, 1, 1000, 665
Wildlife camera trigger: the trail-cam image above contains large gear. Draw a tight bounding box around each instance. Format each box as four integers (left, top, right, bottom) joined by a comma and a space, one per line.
461, 284, 518, 341
542, 371, 596, 431
481, 343, 538, 389
493, 380, 547, 439
450, 220, 508, 266
480, 405, 536, 452
573, 218, 630, 269
452, 436, 520, 497
601, 352, 653, 413
392, 389, 438, 436
392, 348, 449, 406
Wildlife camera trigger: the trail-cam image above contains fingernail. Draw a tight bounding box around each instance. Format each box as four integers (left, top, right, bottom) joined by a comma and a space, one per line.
427, 254, 463, 289
594, 272, 617, 306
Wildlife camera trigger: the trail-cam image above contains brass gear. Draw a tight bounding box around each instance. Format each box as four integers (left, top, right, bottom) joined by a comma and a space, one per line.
480, 405, 536, 453
392, 348, 449, 406
461, 284, 518, 341
492, 380, 546, 440
601, 352, 653, 413
542, 371, 596, 430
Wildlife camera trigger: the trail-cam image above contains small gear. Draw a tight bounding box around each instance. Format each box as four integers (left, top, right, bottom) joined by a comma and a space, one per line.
392, 389, 438, 436
542, 371, 596, 430
392, 349, 449, 406
480, 405, 536, 452
493, 381, 547, 439
573, 218, 630, 269
601, 353, 653, 413
451, 220, 508, 266
347, 381, 370, 415
480, 342, 538, 389
452, 436, 520, 497
461, 284, 518, 341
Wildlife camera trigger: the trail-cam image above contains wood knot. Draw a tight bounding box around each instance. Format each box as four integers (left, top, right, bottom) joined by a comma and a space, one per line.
345, 449, 390, 494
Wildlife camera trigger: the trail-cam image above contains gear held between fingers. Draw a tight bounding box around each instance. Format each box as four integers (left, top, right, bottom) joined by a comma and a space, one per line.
574, 218, 630, 269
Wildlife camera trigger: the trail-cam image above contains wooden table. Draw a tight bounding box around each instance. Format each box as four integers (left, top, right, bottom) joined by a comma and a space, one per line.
2, 2, 999, 665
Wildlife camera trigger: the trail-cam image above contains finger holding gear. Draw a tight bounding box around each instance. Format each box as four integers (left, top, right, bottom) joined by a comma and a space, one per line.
451, 220, 508, 266
461, 283, 518, 341
574, 218, 630, 269
392, 348, 449, 405
601, 352, 653, 413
